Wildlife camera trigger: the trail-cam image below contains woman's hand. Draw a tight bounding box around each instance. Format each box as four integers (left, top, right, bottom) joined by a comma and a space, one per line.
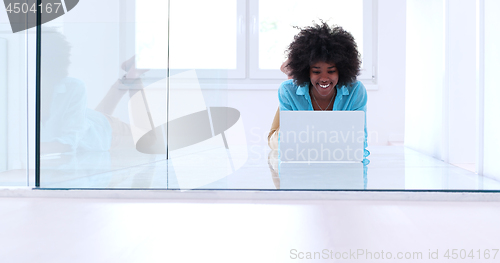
115, 55, 150, 92
122, 55, 150, 79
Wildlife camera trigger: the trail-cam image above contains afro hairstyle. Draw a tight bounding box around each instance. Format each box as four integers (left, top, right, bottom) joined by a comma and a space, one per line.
285, 21, 361, 87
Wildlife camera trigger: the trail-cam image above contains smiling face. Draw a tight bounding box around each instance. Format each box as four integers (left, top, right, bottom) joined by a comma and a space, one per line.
309, 61, 339, 99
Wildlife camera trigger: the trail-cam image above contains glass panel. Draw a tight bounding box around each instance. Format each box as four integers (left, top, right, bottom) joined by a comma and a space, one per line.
0, 5, 28, 186
169, 0, 237, 70
39, 0, 168, 188
258, 0, 363, 70
33, 0, 500, 191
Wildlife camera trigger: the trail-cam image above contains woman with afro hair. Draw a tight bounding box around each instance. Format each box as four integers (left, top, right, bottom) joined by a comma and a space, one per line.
268, 22, 369, 160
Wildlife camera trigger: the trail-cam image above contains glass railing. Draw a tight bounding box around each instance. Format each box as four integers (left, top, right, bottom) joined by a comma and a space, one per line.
1, 0, 498, 191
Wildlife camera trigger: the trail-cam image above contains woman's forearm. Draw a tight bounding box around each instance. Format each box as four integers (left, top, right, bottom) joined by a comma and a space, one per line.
95, 81, 127, 116
268, 128, 279, 150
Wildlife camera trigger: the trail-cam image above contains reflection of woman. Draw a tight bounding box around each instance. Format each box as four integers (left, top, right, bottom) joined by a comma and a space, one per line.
268, 22, 369, 161
267, 149, 280, 189
41, 31, 146, 154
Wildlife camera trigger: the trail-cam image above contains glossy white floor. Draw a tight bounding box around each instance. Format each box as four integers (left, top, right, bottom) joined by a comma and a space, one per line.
27, 146, 500, 190
1, 197, 499, 263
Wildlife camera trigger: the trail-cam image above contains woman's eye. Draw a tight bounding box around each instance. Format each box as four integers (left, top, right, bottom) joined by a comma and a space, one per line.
312, 71, 320, 74
328, 71, 336, 74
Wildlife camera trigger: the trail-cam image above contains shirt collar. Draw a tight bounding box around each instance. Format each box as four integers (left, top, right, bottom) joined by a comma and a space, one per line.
296, 84, 350, 96
340, 85, 349, 95
296, 84, 308, 95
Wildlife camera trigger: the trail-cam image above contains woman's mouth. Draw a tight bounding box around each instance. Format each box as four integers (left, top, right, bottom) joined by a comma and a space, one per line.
318, 83, 331, 89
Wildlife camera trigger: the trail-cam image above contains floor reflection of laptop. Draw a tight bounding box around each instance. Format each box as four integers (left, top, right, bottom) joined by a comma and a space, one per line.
279, 163, 364, 189
278, 111, 365, 189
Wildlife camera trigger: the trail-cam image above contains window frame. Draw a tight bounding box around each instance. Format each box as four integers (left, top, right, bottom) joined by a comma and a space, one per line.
248, 0, 376, 81
129, 0, 377, 84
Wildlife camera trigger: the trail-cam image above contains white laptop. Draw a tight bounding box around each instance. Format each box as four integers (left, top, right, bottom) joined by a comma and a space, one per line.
279, 111, 365, 163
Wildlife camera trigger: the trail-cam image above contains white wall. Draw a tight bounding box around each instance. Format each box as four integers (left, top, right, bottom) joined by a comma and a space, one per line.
405, 0, 445, 158
368, 0, 406, 146
0, 37, 7, 171
405, 0, 477, 168
447, 0, 476, 166
484, 0, 500, 179
0, 6, 28, 173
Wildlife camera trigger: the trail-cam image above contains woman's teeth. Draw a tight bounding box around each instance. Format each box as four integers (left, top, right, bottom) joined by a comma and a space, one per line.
319, 83, 330, 88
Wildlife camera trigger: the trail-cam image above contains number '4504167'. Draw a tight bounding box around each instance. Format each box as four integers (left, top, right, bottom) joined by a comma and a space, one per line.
443, 249, 499, 260
6, 2, 63, 14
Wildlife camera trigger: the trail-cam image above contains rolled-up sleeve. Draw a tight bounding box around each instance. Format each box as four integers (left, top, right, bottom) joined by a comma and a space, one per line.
351, 82, 370, 159
278, 82, 293, 111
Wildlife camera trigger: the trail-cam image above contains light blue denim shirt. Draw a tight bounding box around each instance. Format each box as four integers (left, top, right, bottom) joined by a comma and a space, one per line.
278, 79, 370, 162
41, 78, 113, 151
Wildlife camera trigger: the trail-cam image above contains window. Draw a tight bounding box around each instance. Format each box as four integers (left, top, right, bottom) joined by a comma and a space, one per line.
135, 0, 169, 70
250, 0, 375, 80
134, 0, 375, 81
135, 0, 246, 79
168, 0, 246, 78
